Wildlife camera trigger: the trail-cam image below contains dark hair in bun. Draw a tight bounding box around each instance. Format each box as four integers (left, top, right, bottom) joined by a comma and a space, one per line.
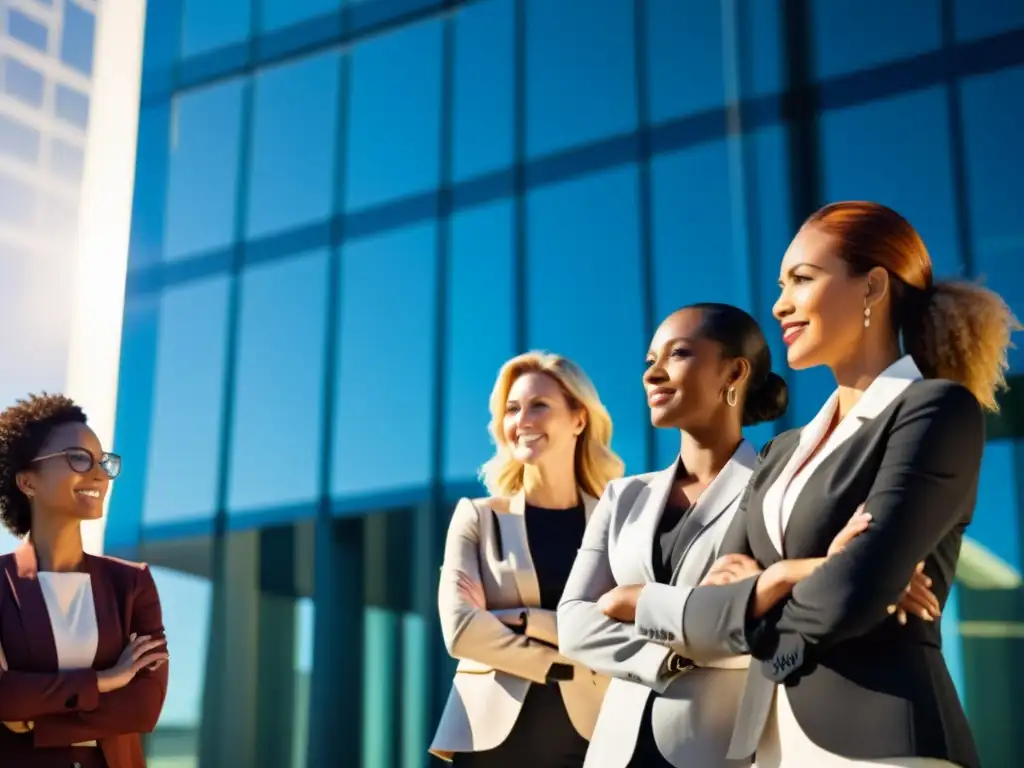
686, 302, 789, 426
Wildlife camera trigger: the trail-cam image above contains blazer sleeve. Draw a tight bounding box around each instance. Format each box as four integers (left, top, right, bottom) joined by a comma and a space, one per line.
491, 607, 560, 647
683, 382, 985, 679
32, 564, 170, 746
0, 662, 100, 721
438, 498, 577, 684
557, 482, 676, 692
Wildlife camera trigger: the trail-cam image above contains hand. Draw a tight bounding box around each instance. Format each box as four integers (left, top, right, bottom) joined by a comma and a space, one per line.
888, 562, 941, 625
597, 585, 644, 622
700, 554, 763, 586
97, 633, 168, 694
456, 572, 487, 610
828, 505, 871, 557
3, 720, 32, 733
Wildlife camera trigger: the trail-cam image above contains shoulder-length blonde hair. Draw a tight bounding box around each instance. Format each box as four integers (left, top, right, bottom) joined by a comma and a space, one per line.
479, 351, 625, 499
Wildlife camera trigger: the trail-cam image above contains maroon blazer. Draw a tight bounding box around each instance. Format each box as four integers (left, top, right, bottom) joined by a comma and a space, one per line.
0, 541, 169, 767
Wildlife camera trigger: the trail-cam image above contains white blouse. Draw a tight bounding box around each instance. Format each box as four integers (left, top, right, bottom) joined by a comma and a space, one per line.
753, 356, 954, 768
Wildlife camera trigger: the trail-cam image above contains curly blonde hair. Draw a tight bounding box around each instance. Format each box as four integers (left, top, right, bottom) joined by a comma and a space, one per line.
807, 201, 1020, 411
479, 352, 625, 498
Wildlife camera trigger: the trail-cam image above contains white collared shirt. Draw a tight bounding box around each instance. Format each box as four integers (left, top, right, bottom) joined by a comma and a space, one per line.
763, 355, 924, 554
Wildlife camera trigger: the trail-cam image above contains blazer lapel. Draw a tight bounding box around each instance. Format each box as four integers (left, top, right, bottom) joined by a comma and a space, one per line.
84, 555, 122, 669
498, 492, 542, 608
582, 492, 598, 523
670, 440, 757, 584
9, 541, 60, 672
633, 463, 676, 582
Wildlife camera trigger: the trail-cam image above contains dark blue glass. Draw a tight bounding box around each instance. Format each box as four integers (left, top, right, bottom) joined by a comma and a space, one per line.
0, 113, 41, 165
527, 166, 647, 474
331, 223, 438, 499
54, 84, 89, 130
2, 56, 44, 107
259, 0, 342, 32
960, 65, 1024, 373
445, 201, 515, 483
180, 0, 251, 58
452, 0, 514, 183
59, 1, 95, 76
6, 9, 47, 53
165, 79, 245, 260
229, 250, 329, 514
345, 19, 442, 212
525, 0, 636, 159
248, 51, 341, 239
144, 276, 231, 525
50, 139, 84, 184
812, 0, 941, 80
953, 0, 1024, 41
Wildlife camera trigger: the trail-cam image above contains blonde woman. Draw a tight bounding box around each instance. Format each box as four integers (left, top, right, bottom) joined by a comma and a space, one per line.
430, 352, 624, 768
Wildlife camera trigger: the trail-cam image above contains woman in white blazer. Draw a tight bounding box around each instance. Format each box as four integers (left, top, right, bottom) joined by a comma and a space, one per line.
430, 351, 624, 767
557, 303, 933, 768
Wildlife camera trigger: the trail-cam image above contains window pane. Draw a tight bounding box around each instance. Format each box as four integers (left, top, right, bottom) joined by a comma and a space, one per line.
811, 0, 941, 80
7, 9, 48, 53
526, 0, 636, 159
739, 0, 785, 98
444, 201, 515, 482
0, 114, 41, 165
55, 84, 90, 130
165, 79, 245, 260
650, 139, 756, 465
954, 0, 1024, 42
2, 56, 44, 108
229, 250, 329, 514
452, 0, 514, 183
346, 20, 442, 212
646, 0, 724, 125
59, 1, 95, 76
960, 65, 1024, 373
969, 440, 1022, 579
332, 224, 437, 499
527, 166, 646, 473
0, 173, 36, 227
144, 276, 231, 525
248, 51, 341, 239
181, 0, 251, 58
260, 0, 341, 33
50, 139, 84, 184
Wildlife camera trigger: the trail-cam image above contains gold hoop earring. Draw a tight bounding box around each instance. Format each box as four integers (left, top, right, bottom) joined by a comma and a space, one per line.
726, 387, 738, 407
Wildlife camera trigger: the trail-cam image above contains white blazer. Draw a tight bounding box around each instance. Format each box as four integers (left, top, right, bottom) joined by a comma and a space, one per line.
430, 491, 610, 760
558, 441, 756, 768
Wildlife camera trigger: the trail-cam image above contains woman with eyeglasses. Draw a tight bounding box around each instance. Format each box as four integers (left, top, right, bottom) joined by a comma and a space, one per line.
0, 394, 168, 768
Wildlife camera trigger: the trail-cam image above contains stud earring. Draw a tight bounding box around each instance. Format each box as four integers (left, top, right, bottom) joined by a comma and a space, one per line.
863, 302, 871, 329
726, 387, 737, 407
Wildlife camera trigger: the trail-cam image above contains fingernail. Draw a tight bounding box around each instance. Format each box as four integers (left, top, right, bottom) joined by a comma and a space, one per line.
887, 605, 896, 614
898, 614, 907, 625
925, 578, 932, 587
922, 611, 934, 621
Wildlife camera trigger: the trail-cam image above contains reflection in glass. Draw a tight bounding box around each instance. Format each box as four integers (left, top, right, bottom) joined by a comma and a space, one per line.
525, 0, 636, 158
0, 114, 41, 165
527, 166, 647, 473
260, 0, 341, 33
2, 56, 44, 108
59, 1, 96, 76
229, 251, 329, 513
6, 9, 48, 53
144, 277, 231, 525
164, 80, 245, 261
345, 19, 442, 211
180, 0, 251, 58
0, 172, 36, 226
445, 201, 515, 482
54, 84, 90, 130
248, 50, 341, 239
953, 0, 1024, 41
332, 224, 437, 498
452, 0, 514, 183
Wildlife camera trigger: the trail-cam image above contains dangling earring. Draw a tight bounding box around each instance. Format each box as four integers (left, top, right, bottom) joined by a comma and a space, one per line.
726, 387, 737, 407
863, 299, 871, 329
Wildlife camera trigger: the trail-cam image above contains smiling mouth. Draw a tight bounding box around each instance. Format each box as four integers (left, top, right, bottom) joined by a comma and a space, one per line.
648, 389, 675, 406
782, 323, 808, 345
76, 489, 101, 499
517, 434, 544, 446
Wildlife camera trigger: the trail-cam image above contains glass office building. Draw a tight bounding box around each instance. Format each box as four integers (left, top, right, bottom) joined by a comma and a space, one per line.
110, 1, 1024, 766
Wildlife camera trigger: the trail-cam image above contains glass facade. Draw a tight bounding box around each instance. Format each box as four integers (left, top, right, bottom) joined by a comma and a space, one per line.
113, 1, 1024, 766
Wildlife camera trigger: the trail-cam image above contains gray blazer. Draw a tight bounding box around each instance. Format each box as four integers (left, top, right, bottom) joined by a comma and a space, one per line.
430, 492, 610, 760
558, 441, 757, 768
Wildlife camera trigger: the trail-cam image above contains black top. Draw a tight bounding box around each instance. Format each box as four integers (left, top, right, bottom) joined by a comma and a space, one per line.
651, 503, 695, 584
682, 379, 983, 768
524, 502, 587, 610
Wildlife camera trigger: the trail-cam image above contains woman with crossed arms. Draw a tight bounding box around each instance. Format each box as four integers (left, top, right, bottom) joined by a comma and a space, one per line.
430, 352, 622, 767
633, 202, 1017, 767
557, 302, 934, 768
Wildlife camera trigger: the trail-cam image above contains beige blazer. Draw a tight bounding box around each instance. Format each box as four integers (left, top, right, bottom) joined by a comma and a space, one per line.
429, 491, 610, 760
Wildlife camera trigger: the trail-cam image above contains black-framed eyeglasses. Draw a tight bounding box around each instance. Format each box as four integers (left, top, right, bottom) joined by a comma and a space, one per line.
32, 447, 122, 479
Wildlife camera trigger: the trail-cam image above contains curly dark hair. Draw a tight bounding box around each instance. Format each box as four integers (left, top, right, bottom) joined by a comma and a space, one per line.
0, 393, 87, 536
